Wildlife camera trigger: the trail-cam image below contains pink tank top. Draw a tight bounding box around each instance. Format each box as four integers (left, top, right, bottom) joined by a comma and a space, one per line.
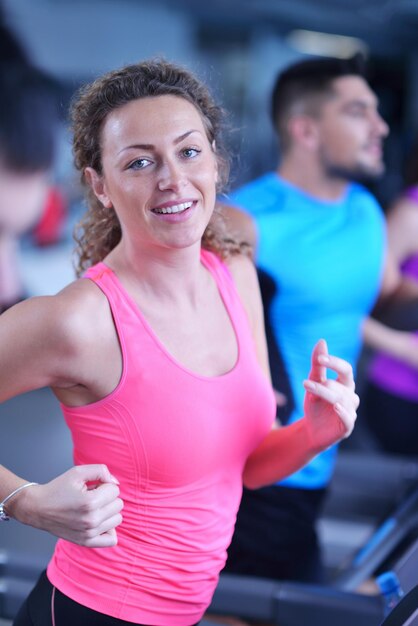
47, 249, 276, 625
369, 187, 418, 402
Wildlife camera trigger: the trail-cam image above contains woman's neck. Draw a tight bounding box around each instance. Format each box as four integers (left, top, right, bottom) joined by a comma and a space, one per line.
105, 239, 206, 307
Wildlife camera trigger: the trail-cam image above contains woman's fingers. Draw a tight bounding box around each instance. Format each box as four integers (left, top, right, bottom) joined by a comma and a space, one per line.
304, 378, 359, 435
76, 493, 124, 532
308, 340, 355, 390
67, 477, 124, 544
304, 378, 359, 408
317, 353, 355, 389
73, 463, 119, 489
85, 527, 119, 548
304, 379, 338, 405
20, 465, 124, 548
304, 346, 359, 449
83, 481, 122, 512
83, 512, 124, 546
308, 339, 328, 384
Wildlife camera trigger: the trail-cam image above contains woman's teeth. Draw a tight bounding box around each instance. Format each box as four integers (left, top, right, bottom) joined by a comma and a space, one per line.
153, 202, 193, 214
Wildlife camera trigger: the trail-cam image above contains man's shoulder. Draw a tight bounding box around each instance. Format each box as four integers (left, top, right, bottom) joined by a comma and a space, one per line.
347, 182, 385, 220
229, 172, 286, 215
348, 181, 381, 204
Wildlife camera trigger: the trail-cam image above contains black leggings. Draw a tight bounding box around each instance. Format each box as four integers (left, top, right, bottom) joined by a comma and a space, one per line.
13, 570, 200, 626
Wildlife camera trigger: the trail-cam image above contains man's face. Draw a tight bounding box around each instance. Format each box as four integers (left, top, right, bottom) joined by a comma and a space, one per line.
314, 75, 389, 181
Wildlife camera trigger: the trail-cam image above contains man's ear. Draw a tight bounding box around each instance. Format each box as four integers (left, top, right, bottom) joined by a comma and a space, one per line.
288, 115, 320, 151
84, 167, 112, 208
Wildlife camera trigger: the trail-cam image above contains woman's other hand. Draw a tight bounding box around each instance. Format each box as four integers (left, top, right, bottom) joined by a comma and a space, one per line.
303, 339, 359, 453
9, 465, 123, 547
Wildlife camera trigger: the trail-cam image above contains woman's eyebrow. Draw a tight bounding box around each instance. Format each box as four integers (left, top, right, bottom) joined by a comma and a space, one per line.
118, 130, 202, 155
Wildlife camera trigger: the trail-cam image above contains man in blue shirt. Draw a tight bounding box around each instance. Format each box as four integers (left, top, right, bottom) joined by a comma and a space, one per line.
223, 54, 389, 582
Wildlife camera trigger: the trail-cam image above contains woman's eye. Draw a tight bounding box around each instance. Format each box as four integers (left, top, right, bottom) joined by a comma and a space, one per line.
128, 158, 151, 170
182, 147, 200, 159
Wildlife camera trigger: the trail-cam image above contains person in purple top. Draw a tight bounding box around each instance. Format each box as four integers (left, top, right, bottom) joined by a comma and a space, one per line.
363, 158, 418, 456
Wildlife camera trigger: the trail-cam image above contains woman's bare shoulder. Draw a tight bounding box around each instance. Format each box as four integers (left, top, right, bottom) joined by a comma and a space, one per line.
1, 277, 110, 361
56, 277, 108, 321
0, 278, 112, 400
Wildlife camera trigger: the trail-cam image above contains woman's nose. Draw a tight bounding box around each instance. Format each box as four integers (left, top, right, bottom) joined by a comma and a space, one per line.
157, 160, 186, 192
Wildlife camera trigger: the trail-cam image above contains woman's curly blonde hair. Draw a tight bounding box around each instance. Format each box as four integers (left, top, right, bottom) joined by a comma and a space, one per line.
71, 59, 248, 276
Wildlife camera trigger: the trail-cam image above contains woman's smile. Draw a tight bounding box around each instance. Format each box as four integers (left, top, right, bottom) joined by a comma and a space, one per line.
150, 199, 197, 224
152, 200, 193, 215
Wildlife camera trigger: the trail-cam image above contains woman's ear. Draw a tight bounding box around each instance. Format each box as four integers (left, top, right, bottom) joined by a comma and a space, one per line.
84, 167, 112, 208
212, 141, 219, 184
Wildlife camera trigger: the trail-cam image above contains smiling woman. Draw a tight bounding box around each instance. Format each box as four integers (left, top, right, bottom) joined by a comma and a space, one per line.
0, 59, 359, 626
72, 60, 234, 275
84, 95, 219, 255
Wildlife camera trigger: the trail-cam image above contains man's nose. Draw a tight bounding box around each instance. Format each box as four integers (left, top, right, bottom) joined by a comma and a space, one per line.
375, 112, 389, 138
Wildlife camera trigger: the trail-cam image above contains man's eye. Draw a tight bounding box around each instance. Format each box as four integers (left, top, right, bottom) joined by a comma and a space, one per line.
347, 107, 366, 117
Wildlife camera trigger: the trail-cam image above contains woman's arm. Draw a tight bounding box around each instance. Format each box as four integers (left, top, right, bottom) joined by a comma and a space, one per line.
0, 296, 67, 401
363, 317, 418, 369
242, 340, 358, 488
364, 197, 418, 351
387, 197, 418, 264
226, 254, 358, 490
372, 199, 418, 324
0, 287, 123, 546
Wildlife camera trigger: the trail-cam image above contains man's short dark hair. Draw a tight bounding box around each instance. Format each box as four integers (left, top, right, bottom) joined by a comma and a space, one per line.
0, 11, 59, 173
271, 53, 367, 152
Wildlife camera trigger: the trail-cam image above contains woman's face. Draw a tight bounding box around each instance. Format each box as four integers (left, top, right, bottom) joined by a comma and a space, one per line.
86, 94, 218, 253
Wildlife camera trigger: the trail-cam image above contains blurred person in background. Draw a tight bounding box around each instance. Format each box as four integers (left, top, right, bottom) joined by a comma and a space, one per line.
0, 58, 359, 626
222, 54, 395, 584
0, 15, 60, 313
0, 63, 59, 312
362, 136, 418, 456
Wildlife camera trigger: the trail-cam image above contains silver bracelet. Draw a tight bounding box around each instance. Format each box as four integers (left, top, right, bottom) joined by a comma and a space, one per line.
0, 482, 38, 522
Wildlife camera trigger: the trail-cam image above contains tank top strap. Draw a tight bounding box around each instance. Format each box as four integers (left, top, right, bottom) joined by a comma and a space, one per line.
84, 253, 241, 304
200, 249, 253, 344
81, 262, 137, 375
200, 249, 244, 308
83, 254, 256, 372
83, 262, 109, 282
83, 262, 125, 312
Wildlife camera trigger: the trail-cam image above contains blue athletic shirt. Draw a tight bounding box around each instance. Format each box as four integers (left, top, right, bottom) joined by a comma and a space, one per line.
229, 172, 386, 488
